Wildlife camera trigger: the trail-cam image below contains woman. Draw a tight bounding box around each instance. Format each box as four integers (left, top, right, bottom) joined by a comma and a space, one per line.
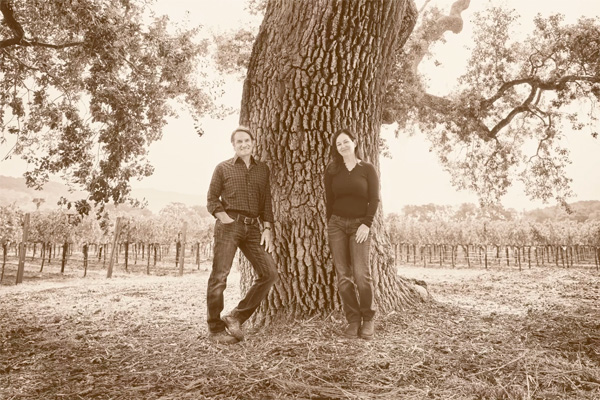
325, 128, 380, 340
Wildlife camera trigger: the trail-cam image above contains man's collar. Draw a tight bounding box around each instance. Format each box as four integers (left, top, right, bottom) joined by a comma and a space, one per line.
232, 154, 257, 165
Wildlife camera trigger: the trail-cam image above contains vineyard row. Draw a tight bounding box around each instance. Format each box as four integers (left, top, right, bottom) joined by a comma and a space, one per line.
391, 242, 600, 270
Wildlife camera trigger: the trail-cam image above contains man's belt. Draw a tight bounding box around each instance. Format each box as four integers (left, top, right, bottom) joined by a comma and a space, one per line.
229, 212, 260, 225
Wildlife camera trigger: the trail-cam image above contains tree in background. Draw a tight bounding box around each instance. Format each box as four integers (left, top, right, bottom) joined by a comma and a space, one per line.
31, 197, 45, 210
0, 0, 221, 212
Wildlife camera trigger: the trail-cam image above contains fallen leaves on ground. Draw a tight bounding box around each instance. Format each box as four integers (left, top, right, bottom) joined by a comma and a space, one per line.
1, 263, 599, 399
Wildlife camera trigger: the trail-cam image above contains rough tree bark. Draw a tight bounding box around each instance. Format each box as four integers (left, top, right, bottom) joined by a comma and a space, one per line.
239, 0, 425, 326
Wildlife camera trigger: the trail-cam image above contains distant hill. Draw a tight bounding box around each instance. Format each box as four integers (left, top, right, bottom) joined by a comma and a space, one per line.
0, 175, 205, 214
523, 200, 600, 223
0, 175, 86, 211
129, 188, 205, 213
2, 174, 597, 221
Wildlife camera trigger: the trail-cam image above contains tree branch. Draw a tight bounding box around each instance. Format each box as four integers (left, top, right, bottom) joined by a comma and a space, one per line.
483, 75, 600, 108
1, 0, 24, 39
410, 0, 471, 75
0, 39, 85, 49
1, 0, 84, 49
418, 0, 432, 15
418, 73, 599, 142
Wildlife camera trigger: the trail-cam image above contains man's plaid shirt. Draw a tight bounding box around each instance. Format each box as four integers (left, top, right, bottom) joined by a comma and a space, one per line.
207, 155, 274, 223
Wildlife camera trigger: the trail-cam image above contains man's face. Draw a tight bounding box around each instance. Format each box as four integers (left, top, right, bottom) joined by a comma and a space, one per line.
232, 130, 254, 158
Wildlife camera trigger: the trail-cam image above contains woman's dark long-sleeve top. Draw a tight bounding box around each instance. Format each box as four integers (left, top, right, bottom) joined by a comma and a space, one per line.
324, 160, 380, 227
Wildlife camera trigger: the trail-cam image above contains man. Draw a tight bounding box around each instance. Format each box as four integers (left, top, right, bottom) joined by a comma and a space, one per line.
206, 125, 279, 344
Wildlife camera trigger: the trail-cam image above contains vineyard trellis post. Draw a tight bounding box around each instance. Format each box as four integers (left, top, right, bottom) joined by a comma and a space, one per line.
178, 222, 187, 276
146, 243, 151, 275
107, 217, 123, 279
484, 245, 488, 269
83, 243, 89, 277
16, 213, 30, 284
1, 242, 7, 284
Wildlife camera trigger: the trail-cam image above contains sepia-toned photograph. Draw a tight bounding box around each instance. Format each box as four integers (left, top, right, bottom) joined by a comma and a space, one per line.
1, 0, 599, 398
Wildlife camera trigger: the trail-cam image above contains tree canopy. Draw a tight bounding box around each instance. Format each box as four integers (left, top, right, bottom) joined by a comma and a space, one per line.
0, 0, 220, 213
384, 0, 600, 207
2, 0, 599, 211
215, 0, 600, 208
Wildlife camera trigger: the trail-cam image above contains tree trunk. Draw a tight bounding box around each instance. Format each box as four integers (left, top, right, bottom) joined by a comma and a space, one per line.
451, 245, 456, 268
484, 245, 488, 269
412, 244, 417, 265
196, 242, 201, 269
1, 243, 7, 284
146, 243, 151, 275
463, 245, 471, 268
83, 243, 89, 277
39, 243, 46, 273
239, 0, 421, 325
124, 241, 129, 271
61, 241, 68, 273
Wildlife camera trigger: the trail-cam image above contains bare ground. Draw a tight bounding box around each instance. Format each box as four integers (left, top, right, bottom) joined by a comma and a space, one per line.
1, 260, 599, 399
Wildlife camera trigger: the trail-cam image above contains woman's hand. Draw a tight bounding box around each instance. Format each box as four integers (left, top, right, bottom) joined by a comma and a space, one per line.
355, 224, 370, 243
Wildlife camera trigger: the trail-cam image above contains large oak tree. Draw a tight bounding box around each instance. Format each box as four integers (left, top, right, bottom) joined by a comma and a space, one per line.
218, 0, 600, 208
237, 0, 426, 325
228, 0, 599, 323
4, 0, 599, 323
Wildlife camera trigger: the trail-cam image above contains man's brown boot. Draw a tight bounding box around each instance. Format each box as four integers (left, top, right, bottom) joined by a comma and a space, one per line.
208, 331, 239, 344
222, 315, 244, 341
342, 321, 361, 339
359, 320, 375, 340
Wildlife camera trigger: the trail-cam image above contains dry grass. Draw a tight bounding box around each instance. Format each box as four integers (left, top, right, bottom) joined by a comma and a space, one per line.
1, 259, 599, 399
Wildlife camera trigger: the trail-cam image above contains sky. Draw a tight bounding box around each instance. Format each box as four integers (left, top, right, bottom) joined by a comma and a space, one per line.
1, 0, 599, 214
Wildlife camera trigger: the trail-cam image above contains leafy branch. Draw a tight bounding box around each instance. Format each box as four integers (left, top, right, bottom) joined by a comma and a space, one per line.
0, 0, 84, 49
384, 0, 600, 206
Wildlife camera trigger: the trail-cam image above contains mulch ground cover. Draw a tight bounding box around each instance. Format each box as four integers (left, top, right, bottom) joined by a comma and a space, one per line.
1, 260, 599, 399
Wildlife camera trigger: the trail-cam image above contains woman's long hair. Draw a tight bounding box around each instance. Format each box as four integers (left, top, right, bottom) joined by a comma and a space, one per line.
326, 129, 361, 175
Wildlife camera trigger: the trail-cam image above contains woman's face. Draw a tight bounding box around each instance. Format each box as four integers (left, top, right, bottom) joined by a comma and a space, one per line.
335, 133, 356, 158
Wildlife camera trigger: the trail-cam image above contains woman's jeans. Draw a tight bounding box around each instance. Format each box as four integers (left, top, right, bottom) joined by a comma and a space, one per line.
327, 215, 375, 323
207, 220, 278, 334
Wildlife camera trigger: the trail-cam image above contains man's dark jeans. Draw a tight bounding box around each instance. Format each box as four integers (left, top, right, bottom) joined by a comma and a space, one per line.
327, 215, 375, 323
207, 219, 278, 333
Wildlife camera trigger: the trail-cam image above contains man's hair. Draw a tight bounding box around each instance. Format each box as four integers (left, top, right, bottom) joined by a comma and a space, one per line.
231, 125, 254, 143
